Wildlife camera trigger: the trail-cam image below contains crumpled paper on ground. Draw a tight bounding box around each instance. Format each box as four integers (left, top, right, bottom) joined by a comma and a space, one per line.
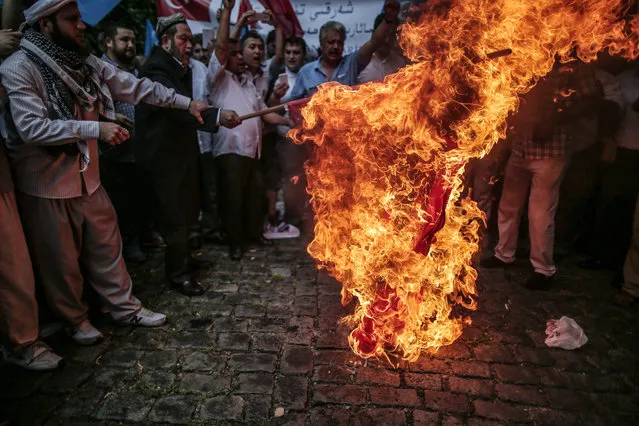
545, 316, 588, 350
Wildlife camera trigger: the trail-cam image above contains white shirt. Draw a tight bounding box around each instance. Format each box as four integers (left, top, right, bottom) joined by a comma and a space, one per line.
208, 54, 266, 159
616, 68, 639, 151
190, 58, 212, 154
357, 51, 406, 84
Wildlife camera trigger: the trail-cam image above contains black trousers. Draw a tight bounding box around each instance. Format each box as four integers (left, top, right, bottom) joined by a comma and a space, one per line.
150, 155, 200, 279
591, 147, 639, 268
100, 159, 151, 246
216, 153, 264, 247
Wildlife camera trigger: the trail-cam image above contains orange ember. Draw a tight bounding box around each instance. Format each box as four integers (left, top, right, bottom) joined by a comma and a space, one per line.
290, 0, 639, 361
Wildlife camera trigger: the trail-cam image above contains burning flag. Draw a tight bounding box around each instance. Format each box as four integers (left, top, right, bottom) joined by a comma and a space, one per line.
290, 0, 639, 362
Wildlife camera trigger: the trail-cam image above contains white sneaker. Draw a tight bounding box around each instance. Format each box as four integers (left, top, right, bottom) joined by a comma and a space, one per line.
2, 341, 63, 371
118, 307, 167, 327
66, 320, 103, 346
263, 222, 301, 240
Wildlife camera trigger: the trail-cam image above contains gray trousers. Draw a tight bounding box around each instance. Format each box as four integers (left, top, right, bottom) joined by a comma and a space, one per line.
0, 191, 38, 351
17, 186, 141, 326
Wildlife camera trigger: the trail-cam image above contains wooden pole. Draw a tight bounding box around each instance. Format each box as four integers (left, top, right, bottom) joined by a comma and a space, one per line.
238, 103, 288, 121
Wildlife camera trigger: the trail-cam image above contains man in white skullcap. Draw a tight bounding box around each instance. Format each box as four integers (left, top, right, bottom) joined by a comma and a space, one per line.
0, 0, 239, 354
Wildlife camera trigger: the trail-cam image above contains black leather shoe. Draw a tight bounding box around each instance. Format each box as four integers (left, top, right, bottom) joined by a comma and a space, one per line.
524, 272, 553, 291
480, 256, 512, 268
170, 276, 206, 296
230, 245, 244, 260
255, 236, 274, 247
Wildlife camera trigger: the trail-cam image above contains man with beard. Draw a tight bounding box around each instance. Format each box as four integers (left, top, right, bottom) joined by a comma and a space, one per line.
100, 24, 150, 263
289, 0, 400, 100
0, 0, 221, 344
136, 14, 241, 293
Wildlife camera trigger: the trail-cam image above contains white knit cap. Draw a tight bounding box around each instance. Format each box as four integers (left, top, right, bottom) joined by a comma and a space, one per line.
24, 0, 77, 24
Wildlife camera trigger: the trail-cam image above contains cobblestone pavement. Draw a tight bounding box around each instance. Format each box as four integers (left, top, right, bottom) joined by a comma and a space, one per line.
1, 238, 638, 425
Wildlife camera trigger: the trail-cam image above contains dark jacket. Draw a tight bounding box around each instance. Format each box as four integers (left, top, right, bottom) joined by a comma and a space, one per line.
135, 46, 219, 166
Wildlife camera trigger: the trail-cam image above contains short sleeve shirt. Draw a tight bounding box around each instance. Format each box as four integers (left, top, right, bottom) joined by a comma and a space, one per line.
289, 50, 361, 100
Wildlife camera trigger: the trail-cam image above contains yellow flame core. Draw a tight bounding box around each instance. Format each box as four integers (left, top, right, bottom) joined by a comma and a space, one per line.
290, 0, 639, 362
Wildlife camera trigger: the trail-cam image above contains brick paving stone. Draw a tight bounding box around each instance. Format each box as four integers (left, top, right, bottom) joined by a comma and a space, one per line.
235, 304, 267, 318
495, 383, 547, 406
148, 395, 197, 424
281, 345, 314, 374
309, 406, 353, 425
285, 316, 315, 345
138, 371, 176, 391
214, 316, 249, 332
527, 407, 582, 425
1, 394, 65, 425
92, 368, 134, 388
441, 415, 465, 426
315, 329, 350, 348
294, 296, 319, 316
251, 317, 288, 332
100, 349, 144, 368
431, 342, 472, 360
182, 351, 226, 371
252, 332, 285, 352
466, 419, 505, 426
229, 353, 278, 372
404, 372, 442, 390
235, 373, 275, 394
199, 395, 245, 421
473, 344, 516, 364
313, 384, 367, 404
217, 332, 251, 350
353, 408, 406, 425
57, 386, 105, 418
140, 350, 178, 369
40, 363, 93, 393
244, 393, 273, 421
448, 377, 493, 398
369, 387, 421, 406
168, 332, 215, 349
96, 391, 153, 422
413, 410, 440, 425
545, 388, 592, 411
180, 373, 231, 393
411, 357, 451, 374
423, 390, 472, 413
313, 364, 356, 383
274, 376, 309, 410
450, 361, 492, 378
314, 349, 361, 366
492, 364, 540, 385
473, 400, 530, 422
513, 345, 555, 366
357, 367, 401, 386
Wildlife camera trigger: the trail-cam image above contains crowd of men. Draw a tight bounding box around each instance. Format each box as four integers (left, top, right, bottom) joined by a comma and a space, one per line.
0, 0, 637, 374
0, 0, 404, 370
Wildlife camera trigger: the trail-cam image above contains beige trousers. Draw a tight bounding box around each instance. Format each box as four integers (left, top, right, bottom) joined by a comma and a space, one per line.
0, 191, 38, 351
17, 186, 141, 325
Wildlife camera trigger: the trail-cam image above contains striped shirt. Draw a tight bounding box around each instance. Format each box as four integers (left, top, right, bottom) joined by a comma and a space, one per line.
0, 51, 191, 199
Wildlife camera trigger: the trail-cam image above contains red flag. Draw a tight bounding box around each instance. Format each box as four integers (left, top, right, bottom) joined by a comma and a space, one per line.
257, 0, 303, 37
156, 0, 211, 22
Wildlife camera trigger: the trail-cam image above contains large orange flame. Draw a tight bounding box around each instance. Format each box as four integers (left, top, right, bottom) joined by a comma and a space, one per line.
290, 0, 639, 362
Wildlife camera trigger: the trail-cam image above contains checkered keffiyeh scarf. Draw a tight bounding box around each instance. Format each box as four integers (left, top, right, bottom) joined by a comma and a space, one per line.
20, 29, 115, 170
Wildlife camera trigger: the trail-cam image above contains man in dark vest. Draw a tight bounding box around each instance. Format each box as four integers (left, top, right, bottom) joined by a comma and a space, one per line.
136, 14, 241, 295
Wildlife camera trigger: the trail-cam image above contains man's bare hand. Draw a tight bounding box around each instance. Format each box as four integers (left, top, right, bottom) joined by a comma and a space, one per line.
272, 81, 289, 99
189, 100, 210, 124
223, 0, 235, 10
0, 29, 22, 57
114, 113, 133, 129
219, 109, 242, 128
263, 10, 278, 27
238, 10, 256, 26
99, 122, 130, 145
